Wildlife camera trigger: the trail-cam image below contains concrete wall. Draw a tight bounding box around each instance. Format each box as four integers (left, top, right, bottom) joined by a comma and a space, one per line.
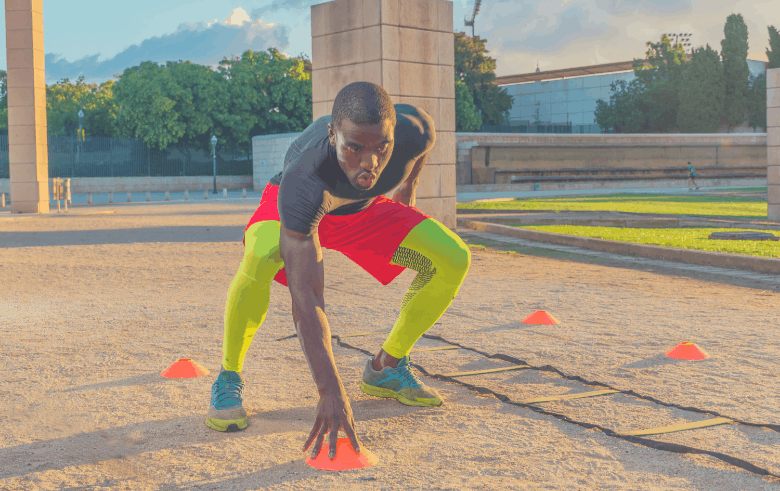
456, 133, 768, 185
0, 176, 252, 195
310, 0, 456, 228
768, 68, 780, 221
252, 133, 301, 191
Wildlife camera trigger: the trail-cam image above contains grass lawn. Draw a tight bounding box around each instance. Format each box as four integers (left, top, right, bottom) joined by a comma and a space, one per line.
517, 225, 780, 258
458, 194, 767, 219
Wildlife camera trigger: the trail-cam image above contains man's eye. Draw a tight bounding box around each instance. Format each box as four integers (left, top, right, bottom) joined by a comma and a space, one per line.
378, 144, 389, 152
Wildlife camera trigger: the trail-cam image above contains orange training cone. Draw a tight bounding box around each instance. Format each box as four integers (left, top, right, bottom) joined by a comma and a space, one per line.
665, 342, 708, 361
522, 310, 559, 325
305, 437, 379, 471
160, 358, 210, 378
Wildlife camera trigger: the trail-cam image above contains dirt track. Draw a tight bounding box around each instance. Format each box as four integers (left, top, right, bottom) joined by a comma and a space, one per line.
1, 202, 778, 490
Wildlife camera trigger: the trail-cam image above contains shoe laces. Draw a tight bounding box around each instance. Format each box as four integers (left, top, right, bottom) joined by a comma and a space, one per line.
391, 361, 423, 389
212, 375, 245, 410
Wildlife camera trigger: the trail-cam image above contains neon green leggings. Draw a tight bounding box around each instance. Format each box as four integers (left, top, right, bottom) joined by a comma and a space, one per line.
222, 218, 471, 372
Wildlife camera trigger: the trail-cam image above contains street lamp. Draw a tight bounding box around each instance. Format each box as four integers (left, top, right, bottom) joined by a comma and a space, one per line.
211, 135, 218, 194
75, 108, 84, 177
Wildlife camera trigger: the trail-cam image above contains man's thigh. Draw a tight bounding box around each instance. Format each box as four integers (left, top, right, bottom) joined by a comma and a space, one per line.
241, 220, 284, 281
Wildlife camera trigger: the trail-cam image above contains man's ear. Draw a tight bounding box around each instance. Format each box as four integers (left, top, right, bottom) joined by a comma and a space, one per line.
328, 122, 337, 147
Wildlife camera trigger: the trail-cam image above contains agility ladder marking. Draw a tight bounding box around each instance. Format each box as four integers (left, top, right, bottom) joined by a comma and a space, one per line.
519, 389, 620, 405
625, 417, 734, 436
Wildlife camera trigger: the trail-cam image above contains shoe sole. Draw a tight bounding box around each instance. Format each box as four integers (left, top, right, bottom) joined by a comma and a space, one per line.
360, 381, 442, 407
205, 417, 248, 432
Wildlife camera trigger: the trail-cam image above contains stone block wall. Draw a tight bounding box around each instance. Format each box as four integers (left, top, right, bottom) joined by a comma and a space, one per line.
252, 133, 302, 191
311, 0, 456, 228
769, 68, 780, 221
456, 133, 768, 185
6, 0, 49, 213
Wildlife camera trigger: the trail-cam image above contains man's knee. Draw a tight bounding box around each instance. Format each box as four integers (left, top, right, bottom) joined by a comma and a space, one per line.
446, 235, 471, 279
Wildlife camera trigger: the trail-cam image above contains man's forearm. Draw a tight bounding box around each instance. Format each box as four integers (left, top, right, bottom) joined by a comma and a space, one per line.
293, 297, 343, 394
393, 182, 418, 207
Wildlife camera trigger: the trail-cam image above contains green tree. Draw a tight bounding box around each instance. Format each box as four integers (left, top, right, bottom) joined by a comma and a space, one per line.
454, 32, 513, 127
454, 81, 481, 131
632, 34, 688, 132
747, 74, 767, 129
45, 76, 119, 137
532, 102, 542, 126
595, 79, 645, 133
0, 70, 7, 135
216, 48, 312, 150
677, 45, 725, 133
768, 25, 780, 69
721, 13, 750, 128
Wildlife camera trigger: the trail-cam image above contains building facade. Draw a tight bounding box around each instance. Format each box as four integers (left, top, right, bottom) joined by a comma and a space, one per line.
495, 59, 769, 134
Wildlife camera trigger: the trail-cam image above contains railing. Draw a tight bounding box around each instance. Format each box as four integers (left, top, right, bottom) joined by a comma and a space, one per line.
0, 135, 252, 179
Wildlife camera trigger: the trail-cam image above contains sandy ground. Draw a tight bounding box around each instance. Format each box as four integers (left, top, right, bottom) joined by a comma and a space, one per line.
0, 201, 779, 490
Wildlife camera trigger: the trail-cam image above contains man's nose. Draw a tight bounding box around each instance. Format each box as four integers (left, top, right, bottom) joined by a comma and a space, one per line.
360, 153, 379, 171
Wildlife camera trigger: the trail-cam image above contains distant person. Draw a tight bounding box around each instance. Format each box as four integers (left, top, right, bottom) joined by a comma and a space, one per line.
687, 162, 699, 191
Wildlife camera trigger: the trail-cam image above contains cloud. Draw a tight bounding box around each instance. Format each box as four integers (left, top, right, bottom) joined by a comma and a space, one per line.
251, 0, 323, 19
487, 1, 618, 52
44, 8, 290, 84
598, 0, 694, 15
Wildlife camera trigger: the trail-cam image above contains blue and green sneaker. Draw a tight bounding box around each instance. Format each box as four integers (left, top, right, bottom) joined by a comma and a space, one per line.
360, 356, 442, 407
205, 370, 248, 432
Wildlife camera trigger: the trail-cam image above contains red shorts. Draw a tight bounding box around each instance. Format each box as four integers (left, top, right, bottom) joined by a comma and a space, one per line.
244, 183, 430, 287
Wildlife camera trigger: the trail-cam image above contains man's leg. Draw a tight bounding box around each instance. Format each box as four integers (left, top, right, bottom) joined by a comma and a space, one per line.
206, 220, 284, 432
361, 218, 470, 406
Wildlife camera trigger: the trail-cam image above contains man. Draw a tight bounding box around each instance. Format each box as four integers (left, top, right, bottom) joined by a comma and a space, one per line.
687, 161, 699, 190
205, 82, 471, 460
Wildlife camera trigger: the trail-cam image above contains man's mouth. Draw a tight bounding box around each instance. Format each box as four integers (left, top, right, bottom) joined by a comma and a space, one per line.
357, 173, 375, 186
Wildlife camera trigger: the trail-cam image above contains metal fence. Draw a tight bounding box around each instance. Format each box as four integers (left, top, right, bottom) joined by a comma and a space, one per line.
480, 123, 603, 134
0, 135, 253, 179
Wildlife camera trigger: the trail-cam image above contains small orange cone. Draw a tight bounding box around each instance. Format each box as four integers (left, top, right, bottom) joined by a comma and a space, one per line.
305, 437, 379, 471
665, 342, 708, 361
522, 310, 559, 325
160, 358, 210, 378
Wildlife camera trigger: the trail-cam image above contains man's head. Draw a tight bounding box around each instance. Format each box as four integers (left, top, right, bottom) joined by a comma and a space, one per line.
328, 82, 396, 191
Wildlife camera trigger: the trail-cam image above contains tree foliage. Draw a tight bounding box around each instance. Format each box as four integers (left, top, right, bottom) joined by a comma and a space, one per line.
747, 73, 767, 129
454, 32, 513, 127
721, 14, 750, 128
46, 76, 118, 137
454, 81, 481, 131
216, 48, 312, 150
768, 25, 780, 69
677, 45, 725, 133
631, 35, 688, 132
594, 79, 645, 133
0, 70, 7, 135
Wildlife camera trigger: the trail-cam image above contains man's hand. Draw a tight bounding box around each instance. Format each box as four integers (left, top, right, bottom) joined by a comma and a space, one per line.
303, 386, 361, 459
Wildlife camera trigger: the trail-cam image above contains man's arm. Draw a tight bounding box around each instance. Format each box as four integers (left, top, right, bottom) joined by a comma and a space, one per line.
391, 152, 428, 207
279, 226, 361, 459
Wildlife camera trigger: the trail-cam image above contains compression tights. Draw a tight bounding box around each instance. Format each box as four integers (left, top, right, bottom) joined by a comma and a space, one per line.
221, 218, 471, 372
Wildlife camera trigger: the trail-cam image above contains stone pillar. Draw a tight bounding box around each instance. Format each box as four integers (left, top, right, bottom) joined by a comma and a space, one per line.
5, 0, 49, 213
768, 68, 780, 222
311, 0, 456, 228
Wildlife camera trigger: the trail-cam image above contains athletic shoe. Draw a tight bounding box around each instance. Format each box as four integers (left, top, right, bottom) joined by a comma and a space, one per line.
205, 370, 248, 432
361, 356, 442, 407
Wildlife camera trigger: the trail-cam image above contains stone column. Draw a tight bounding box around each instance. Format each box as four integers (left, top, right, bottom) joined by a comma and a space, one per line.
311, 0, 456, 228
768, 68, 780, 222
5, 0, 48, 213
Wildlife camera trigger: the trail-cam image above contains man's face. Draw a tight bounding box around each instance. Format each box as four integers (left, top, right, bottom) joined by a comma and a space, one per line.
328, 117, 395, 191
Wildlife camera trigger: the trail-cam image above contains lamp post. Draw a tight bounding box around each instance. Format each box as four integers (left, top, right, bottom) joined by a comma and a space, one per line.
211, 135, 218, 194
76, 108, 84, 176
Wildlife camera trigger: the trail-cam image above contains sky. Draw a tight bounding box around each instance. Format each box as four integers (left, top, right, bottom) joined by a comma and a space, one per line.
0, 0, 777, 86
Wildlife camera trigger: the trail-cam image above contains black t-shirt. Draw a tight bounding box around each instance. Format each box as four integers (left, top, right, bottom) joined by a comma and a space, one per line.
270, 104, 435, 235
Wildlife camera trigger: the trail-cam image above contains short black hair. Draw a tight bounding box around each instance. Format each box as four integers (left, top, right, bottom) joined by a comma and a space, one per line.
331, 82, 396, 130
